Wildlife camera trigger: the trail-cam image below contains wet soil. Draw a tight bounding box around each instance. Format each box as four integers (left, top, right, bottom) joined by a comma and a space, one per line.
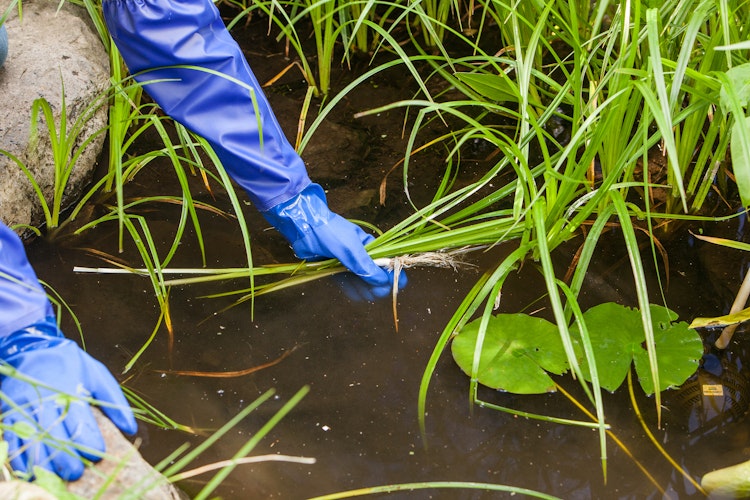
22, 9, 750, 500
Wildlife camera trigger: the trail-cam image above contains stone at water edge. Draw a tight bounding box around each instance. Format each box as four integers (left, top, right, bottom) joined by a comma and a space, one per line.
0, 408, 185, 499
0, 481, 57, 500
702, 458, 750, 498
65, 408, 186, 499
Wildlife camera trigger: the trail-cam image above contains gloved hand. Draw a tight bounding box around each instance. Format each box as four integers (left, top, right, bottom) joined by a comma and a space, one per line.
0, 221, 137, 480
103, 0, 406, 293
262, 184, 406, 298
0, 322, 138, 481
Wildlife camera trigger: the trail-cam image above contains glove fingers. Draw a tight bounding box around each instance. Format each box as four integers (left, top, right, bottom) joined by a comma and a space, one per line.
5, 423, 37, 477
88, 362, 138, 436
318, 216, 393, 286
0, 337, 135, 480
62, 402, 106, 463
37, 403, 85, 481
6, 405, 84, 481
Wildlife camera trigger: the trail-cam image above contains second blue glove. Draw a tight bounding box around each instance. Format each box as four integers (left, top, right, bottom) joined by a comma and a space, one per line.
0, 322, 138, 481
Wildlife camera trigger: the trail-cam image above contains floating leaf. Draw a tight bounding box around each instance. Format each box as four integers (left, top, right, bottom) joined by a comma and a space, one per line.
452, 304, 701, 396
571, 302, 644, 392
572, 303, 702, 394
633, 305, 703, 394
455, 72, 520, 104
451, 314, 567, 394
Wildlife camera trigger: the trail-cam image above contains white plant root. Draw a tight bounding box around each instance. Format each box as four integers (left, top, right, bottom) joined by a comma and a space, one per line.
373, 247, 482, 333
373, 246, 480, 272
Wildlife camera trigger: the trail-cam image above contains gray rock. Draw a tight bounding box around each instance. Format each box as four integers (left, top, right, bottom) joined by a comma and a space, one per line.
0, 481, 57, 500
0, 0, 109, 230
0, 409, 185, 500
65, 409, 186, 500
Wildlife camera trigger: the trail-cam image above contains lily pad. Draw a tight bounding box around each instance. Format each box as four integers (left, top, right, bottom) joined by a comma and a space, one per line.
570, 302, 644, 392
572, 303, 703, 394
451, 304, 702, 396
451, 314, 568, 394
633, 305, 704, 394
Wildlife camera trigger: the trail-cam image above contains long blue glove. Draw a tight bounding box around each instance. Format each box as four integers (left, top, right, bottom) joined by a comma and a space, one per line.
102, 0, 404, 292
0, 223, 137, 480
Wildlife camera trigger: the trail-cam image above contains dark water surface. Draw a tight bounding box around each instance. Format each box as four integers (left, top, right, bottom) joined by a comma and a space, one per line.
24, 200, 750, 499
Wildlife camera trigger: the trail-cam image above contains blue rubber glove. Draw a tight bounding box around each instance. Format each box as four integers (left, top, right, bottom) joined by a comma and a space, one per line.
262, 184, 406, 298
103, 0, 406, 293
0, 222, 137, 480
102, 0, 310, 212
0, 323, 138, 480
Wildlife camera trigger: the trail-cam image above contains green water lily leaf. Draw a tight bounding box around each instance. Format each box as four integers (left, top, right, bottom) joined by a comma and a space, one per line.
573, 303, 702, 394
452, 304, 701, 396
455, 72, 520, 103
451, 314, 567, 394
633, 305, 703, 394
571, 302, 644, 392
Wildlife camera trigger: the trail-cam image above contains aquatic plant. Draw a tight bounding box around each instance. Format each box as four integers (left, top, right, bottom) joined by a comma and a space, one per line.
0, 81, 109, 232
127, 0, 750, 483
224, 0, 433, 97
451, 303, 703, 395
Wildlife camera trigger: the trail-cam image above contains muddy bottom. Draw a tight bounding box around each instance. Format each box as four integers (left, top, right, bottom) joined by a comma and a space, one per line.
21, 12, 750, 500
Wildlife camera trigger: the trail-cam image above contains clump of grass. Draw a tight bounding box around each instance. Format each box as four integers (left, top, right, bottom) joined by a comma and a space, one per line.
0, 80, 109, 232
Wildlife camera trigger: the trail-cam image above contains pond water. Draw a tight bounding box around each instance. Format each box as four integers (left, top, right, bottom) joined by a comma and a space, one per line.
25, 173, 750, 500
21, 13, 750, 500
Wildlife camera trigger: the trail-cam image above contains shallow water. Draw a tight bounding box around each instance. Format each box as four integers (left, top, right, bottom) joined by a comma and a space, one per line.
25, 195, 750, 499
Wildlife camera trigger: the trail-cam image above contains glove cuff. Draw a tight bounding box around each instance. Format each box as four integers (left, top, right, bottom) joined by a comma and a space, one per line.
262, 183, 334, 247
0, 319, 66, 362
